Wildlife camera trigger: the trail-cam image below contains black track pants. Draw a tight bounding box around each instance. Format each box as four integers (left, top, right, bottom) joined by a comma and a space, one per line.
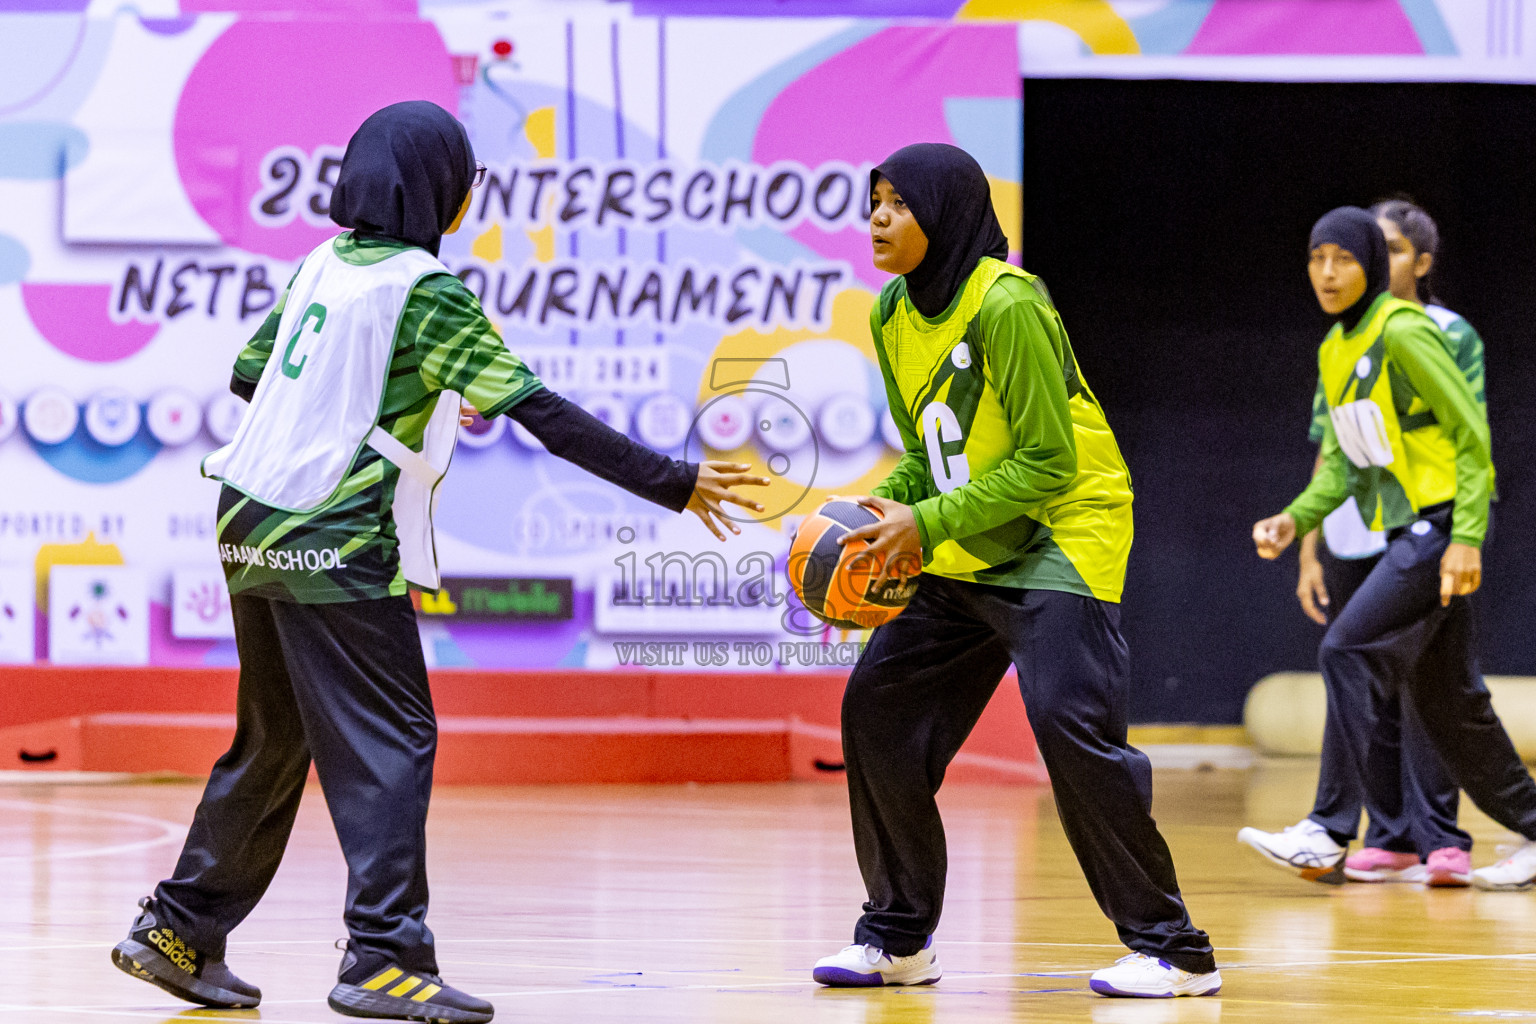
841, 575, 1215, 974
153, 594, 438, 976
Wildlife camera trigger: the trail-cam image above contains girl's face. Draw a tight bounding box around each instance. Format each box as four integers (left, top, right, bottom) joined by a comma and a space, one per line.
1308, 243, 1367, 315
1377, 216, 1433, 303
870, 176, 928, 275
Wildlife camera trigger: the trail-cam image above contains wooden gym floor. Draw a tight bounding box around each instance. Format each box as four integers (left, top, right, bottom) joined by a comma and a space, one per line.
5, 761, 1536, 1023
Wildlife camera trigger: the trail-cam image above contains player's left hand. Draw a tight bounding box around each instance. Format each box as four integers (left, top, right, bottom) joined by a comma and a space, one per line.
839, 495, 923, 591
686, 461, 770, 541
460, 403, 478, 428
1439, 542, 1481, 606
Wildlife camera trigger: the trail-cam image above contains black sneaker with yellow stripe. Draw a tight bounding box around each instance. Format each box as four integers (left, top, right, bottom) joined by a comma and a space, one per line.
327, 941, 493, 1023
110, 897, 261, 1008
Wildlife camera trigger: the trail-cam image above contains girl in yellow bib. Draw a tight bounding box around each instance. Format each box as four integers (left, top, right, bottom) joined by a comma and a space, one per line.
1251, 206, 1536, 890
811, 143, 1218, 998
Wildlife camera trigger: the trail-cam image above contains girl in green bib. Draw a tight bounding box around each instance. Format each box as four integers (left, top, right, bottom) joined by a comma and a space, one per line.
1251, 206, 1536, 890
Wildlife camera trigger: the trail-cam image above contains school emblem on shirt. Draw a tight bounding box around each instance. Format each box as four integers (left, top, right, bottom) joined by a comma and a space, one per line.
951, 342, 972, 369
1356, 355, 1372, 379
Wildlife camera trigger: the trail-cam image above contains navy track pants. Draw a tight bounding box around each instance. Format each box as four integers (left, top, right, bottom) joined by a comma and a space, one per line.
1308, 504, 1536, 848
1312, 543, 1470, 854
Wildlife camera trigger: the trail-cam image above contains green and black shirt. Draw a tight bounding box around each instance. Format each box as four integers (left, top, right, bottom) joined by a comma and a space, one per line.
218, 233, 544, 603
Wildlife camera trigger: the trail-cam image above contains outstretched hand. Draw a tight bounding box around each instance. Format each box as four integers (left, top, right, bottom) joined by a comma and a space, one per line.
1253, 513, 1297, 560
687, 461, 770, 541
836, 495, 923, 591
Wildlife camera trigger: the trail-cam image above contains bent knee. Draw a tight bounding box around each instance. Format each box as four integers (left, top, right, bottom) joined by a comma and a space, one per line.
840, 666, 876, 719
1317, 628, 1360, 669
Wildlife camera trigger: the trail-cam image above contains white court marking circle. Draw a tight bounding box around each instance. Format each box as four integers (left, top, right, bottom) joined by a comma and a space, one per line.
0, 798, 185, 864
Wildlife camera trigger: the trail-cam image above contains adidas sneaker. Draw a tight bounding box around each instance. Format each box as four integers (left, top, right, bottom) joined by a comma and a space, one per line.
110, 896, 260, 1009
328, 940, 493, 1023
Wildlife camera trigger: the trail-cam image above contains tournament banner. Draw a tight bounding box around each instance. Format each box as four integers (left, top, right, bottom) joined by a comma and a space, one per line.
0, 5, 1021, 668
2, 0, 1502, 669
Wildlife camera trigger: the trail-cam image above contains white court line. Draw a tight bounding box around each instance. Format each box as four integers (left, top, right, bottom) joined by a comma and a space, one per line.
7, 936, 1520, 959
0, 1006, 331, 1024
28, 957, 1536, 1021
1221, 952, 1536, 970
0, 799, 185, 863
10, 956, 1536, 1018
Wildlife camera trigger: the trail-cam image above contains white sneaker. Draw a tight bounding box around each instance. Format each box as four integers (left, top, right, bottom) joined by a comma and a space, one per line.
1090, 953, 1221, 998
811, 938, 941, 987
1471, 840, 1536, 891
1237, 818, 1346, 884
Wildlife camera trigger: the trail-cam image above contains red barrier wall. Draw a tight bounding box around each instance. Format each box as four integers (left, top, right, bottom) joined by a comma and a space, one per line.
0, 667, 1043, 782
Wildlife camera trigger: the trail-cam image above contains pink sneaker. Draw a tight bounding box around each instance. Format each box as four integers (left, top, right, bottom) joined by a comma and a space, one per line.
1424, 847, 1472, 888
1343, 847, 1424, 883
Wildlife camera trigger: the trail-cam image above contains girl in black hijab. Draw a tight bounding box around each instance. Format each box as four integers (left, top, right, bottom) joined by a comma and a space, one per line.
814, 143, 1220, 998
113, 100, 765, 1024
330, 99, 476, 258
868, 142, 1010, 317
1306, 205, 1391, 332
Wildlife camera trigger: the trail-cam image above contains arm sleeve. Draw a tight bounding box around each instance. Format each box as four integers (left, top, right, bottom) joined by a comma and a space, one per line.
407, 275, 695, 512
1446, 319, 1488, 407
867, 306, 932, 507
1308, 375, 1328, 444
409, 275, 546, 419
1284, 420, 1351, 535
507, 389, 698, 513
909, 288, 1079, 553
1386, 316, 1493, 548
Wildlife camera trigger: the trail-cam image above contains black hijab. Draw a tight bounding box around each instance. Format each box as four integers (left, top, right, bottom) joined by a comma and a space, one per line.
330, 100, 475, 257
872, 143, 1010, 318
1308, 206, 1390, 332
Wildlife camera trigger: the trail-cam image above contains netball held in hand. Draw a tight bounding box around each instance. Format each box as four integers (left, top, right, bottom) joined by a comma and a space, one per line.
787, 500, 919, 630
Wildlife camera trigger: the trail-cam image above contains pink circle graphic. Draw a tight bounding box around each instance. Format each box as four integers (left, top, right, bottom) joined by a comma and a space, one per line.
173, 19, 457, 261
751, 25, 1017, 289
22, 283, 160, 362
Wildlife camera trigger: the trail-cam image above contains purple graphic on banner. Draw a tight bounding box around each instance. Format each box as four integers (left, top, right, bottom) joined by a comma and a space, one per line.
0, 0, 89, 10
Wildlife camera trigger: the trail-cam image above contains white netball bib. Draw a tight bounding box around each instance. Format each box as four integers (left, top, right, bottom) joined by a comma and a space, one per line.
203, 237, 461, 589
1321, 495, 1387, 560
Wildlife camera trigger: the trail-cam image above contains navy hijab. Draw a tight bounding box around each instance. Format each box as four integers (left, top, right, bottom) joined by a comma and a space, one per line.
872, 143, 1010, 318
330, 101, 475, 257
1308, 206, 1391, 332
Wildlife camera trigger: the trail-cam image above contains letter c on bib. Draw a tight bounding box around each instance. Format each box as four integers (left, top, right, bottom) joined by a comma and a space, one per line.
920, 400, 970, 493
281, 302, 327, 380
